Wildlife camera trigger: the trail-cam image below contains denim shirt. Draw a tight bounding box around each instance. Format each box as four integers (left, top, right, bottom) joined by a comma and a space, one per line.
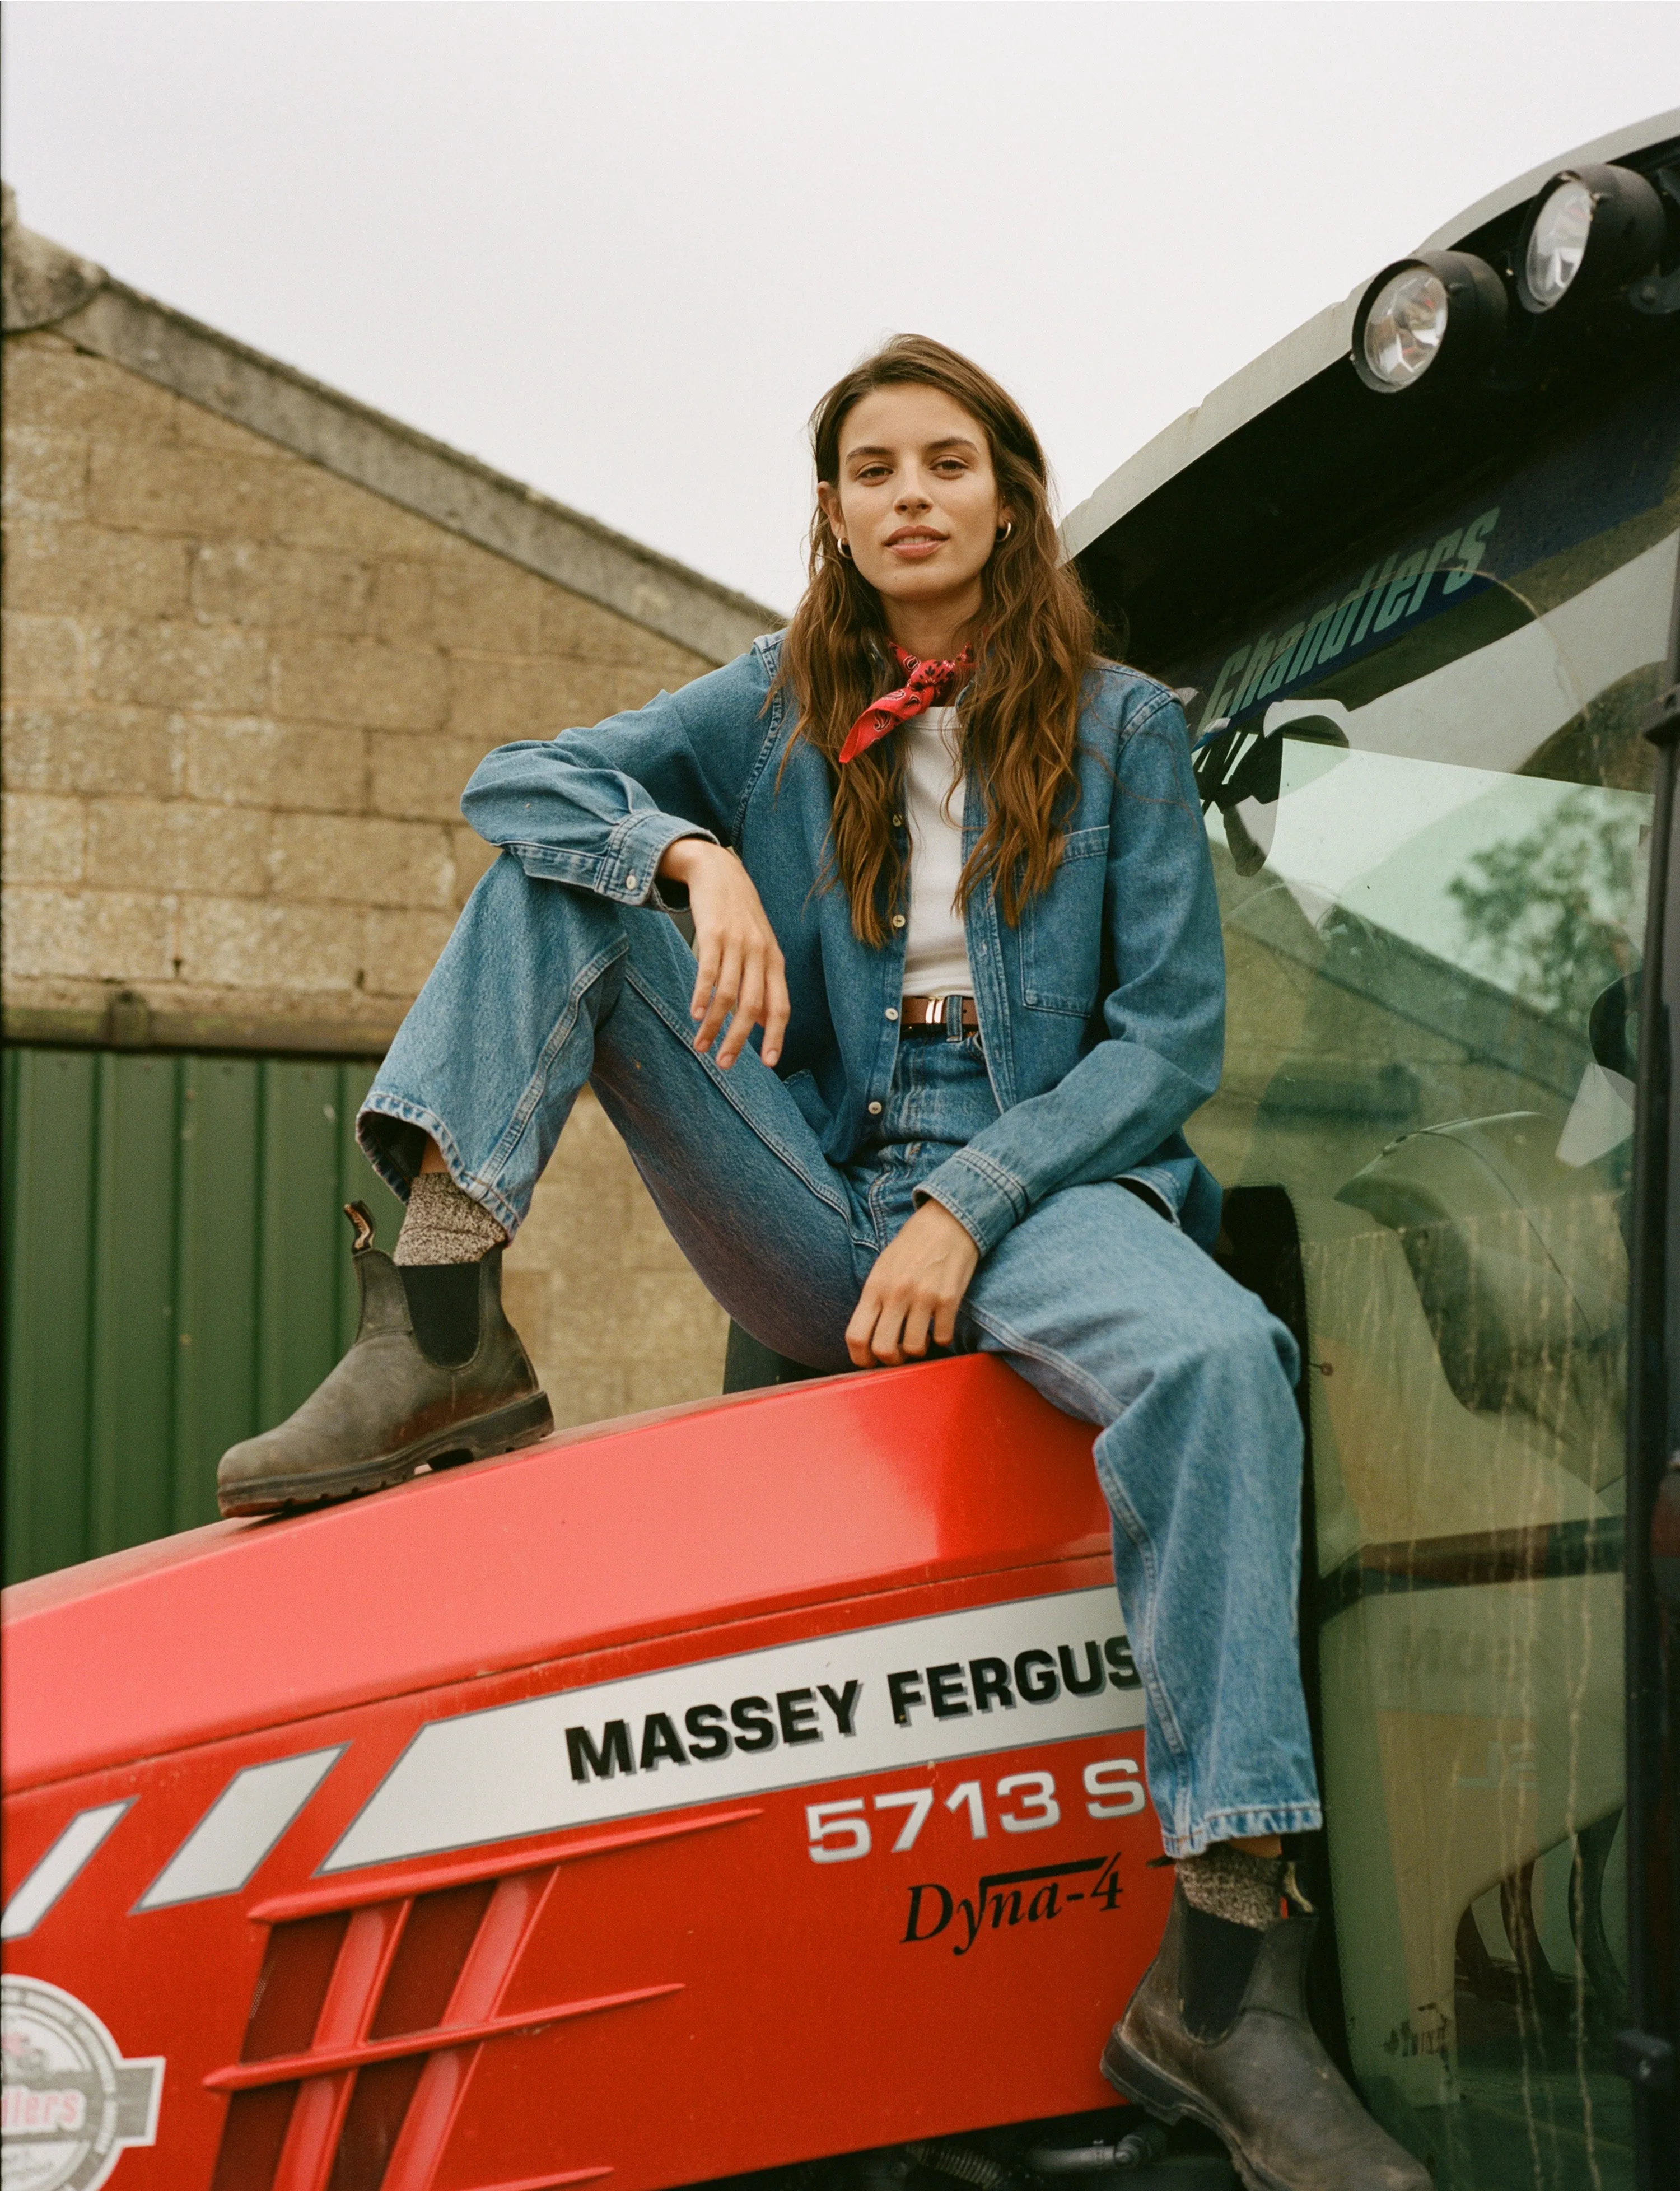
461, 635, 1226, 1253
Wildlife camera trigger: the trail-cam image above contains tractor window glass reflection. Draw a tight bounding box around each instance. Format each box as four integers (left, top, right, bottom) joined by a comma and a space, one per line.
1179, 479, 1675, 2190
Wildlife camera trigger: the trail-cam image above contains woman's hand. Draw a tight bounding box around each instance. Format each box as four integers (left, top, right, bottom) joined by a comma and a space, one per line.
846, 1200, 981, 1367
657, 838, 790, 1069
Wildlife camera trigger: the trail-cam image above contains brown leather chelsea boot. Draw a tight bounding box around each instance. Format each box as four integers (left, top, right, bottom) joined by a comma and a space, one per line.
1102, 1881, 1432, 2191
217, 1202, 552, 1516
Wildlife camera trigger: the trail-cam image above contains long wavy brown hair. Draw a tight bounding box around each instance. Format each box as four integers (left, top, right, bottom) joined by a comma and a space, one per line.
772, 334, 1098, 947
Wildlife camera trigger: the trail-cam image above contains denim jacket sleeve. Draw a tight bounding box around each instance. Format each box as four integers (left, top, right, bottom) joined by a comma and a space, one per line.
458, 645, 777, 905
916, 691, 1225, 1255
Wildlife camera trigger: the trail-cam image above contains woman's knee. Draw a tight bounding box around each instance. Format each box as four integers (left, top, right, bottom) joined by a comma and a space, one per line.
1172, 1290, 1300, 1398
472, 850, 619, 937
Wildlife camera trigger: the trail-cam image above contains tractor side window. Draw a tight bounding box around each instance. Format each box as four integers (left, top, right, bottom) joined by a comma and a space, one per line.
1171, 372, 1678, 2191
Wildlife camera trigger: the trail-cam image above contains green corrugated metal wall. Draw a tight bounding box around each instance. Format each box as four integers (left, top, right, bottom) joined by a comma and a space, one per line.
2, 1047, 405, 1584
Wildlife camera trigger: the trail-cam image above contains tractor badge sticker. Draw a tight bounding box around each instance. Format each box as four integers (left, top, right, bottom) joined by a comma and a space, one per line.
0, 1976, 161, 2191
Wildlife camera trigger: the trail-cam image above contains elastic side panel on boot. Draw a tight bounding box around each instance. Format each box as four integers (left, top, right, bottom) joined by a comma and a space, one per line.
399, 1262, 482, 1368
1180, 1901, 1269, 2041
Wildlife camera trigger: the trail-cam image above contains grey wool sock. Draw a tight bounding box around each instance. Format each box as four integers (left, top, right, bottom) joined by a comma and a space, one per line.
1178, 1844, 1286, 1931
393, 1172, 507, 1266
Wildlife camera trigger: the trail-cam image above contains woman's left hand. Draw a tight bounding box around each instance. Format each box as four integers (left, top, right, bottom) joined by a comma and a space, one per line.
846, 1200, 981, 1367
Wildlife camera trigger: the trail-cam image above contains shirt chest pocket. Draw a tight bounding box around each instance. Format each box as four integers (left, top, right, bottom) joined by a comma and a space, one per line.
1021, 826, 1109, 1015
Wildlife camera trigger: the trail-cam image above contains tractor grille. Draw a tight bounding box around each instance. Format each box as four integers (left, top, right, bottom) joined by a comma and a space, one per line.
207, 1807, 759, 2191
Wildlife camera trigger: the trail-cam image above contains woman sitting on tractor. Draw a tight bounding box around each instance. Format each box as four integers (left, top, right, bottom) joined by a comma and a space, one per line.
218, 335, 1428, 2191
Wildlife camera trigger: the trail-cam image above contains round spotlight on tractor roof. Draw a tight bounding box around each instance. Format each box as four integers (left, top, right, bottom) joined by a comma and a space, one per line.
1515, 163, 1665, 313
1352, 251, 1507, 394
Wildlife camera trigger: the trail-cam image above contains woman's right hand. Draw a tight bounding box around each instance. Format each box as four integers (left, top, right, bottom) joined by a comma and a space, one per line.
657, 838, 790, 1069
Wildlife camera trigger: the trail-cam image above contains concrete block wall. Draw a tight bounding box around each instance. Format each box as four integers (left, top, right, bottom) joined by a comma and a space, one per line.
2, 327, 736, 1425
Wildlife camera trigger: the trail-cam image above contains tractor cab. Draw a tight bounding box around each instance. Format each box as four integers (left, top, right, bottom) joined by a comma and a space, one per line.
1063, 106, 1680, 2190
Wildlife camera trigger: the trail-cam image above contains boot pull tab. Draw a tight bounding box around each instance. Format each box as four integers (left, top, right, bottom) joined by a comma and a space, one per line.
1281, 1861, 1314, 1915
343, 1201, 377, 1254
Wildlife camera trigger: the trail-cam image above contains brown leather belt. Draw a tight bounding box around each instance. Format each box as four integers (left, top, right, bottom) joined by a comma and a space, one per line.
899, 994, 979, 1034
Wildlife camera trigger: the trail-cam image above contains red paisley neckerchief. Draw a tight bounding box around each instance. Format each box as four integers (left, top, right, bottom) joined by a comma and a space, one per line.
837, 645, 973, 766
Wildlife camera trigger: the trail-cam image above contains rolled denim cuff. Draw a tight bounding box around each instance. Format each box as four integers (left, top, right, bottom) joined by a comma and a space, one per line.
602, 813, 718, 906
914, 1147, 1029, 1257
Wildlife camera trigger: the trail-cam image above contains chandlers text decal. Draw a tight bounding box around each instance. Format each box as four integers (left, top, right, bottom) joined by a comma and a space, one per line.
324, 1588, 1145, 1871
1193, 506, 1501, 733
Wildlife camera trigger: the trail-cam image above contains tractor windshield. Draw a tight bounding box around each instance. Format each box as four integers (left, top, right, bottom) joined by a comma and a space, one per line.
1170, 367, 1680, 2191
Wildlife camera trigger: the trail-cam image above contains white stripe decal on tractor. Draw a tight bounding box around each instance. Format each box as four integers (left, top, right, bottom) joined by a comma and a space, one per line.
324, 1587, 1145, 1873
136, 1747, 346, 1911
1, 1802, 132, 1939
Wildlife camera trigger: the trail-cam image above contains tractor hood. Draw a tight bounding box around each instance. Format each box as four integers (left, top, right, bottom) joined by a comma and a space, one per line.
1, 1356, 1107, 1792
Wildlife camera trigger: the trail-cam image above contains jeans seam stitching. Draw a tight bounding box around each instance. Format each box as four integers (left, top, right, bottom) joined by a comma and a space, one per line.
482, 935, 627, 1188
626, 967, 851, 1219
1100, 1466, 1193, 1769
962, 1297, 1194, 1772
961, 1297, 1116, 1425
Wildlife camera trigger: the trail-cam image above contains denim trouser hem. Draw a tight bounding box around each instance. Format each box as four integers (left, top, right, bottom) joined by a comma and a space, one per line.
623, 966, 856, 1234
479, 934, 629, 1205
1164, 1804, 1327, 1862
964, 1295, 1193, 1759
357, 1093, 526, 1237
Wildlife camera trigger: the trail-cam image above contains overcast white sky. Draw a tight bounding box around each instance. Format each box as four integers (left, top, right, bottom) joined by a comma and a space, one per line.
6, 2, 1679, 614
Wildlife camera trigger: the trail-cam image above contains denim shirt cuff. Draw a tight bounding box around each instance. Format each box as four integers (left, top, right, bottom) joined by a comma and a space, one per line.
914, 1148, 1029, 1257
603, 814, 718, 908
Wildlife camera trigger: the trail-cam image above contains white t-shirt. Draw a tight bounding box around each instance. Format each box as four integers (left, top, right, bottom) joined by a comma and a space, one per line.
900, 706, 974, 997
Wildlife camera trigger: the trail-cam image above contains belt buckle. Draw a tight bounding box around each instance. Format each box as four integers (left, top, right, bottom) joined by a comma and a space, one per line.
900, 994, 967, 1036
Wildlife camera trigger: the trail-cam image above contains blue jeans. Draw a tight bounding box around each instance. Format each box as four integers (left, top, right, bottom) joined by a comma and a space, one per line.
360, 855, 1322, 1857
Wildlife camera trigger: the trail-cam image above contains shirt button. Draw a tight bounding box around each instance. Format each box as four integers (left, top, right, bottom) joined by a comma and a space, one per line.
868, 1101, 883, 1115
885, 1007, 899, 1022
892, 814, 904, 828
626, 873, 638, 890
892, 914, 906, 929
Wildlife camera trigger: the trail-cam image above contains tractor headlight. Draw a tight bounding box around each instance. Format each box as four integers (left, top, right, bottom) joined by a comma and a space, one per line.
1360, 265, 1448, 389
1515, 164, 1665, 313
1523, 178, 1595, 309
1352, 251, 1507, 394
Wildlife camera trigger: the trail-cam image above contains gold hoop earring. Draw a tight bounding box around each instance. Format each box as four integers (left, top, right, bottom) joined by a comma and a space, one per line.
837, 538, 852, 561
996, 521, 1013, 544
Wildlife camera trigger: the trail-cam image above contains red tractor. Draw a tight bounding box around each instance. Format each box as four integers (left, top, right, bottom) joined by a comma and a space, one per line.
2, 1349, 1187, 2191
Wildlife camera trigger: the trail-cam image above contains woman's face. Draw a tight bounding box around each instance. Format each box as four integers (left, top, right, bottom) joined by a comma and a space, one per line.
817, 384, 1006, 636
